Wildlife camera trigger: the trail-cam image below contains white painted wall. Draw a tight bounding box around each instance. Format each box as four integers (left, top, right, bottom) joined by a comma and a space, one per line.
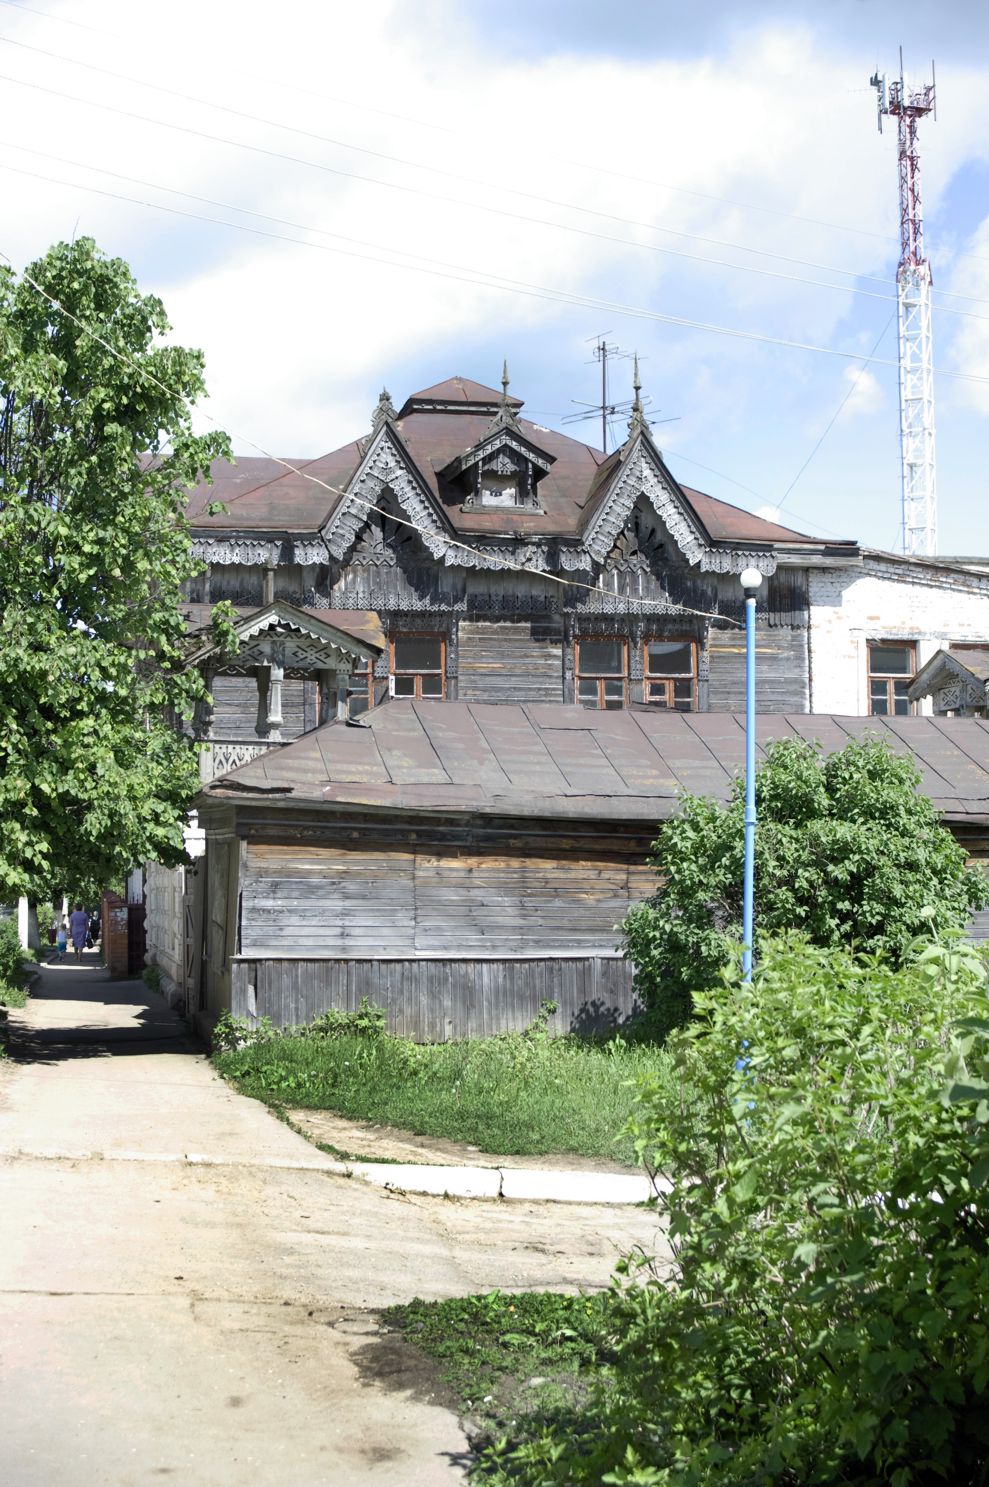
809, 555, 989, 715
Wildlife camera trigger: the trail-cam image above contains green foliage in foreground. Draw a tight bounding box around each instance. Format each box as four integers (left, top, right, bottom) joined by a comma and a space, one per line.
0, 918, 29, 1007
383, 1291, 613, 1454
213, 1002, 674, 1165
483, 937, 989, 1485
623, 737, 989, 1027
0, 237, 230, 900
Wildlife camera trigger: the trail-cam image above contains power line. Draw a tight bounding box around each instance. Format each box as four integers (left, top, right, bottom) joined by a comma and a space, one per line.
0, 67, 912, 313
0, 245, 743, 626
0, 0, 957, 264
5, 47, 989, 321
775, 314, 897, 515
7, 153, 989, 387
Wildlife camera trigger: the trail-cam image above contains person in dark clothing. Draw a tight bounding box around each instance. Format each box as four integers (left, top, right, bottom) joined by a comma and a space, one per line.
68, 904, 89, 961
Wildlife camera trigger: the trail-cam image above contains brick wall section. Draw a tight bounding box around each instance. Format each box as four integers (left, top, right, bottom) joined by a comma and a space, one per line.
808, 556, 989, 715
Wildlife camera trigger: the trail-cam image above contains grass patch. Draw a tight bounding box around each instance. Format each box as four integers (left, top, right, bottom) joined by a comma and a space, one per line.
213, 1017, 676, 1166
381, 1290, 614, 1460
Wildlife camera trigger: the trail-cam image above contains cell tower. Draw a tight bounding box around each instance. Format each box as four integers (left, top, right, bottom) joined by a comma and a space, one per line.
871, 53, 937, 556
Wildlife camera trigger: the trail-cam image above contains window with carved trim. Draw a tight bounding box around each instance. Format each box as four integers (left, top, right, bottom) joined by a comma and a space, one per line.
391, 634, 445, 699
644, 639, 696, 710
868, 641, 916, 716
576, 637, 627, 709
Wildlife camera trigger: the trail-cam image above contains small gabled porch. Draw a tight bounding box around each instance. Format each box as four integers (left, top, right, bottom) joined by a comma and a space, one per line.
185, 598, 383, 783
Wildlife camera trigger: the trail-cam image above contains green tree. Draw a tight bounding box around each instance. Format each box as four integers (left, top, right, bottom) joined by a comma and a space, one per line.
484, 937, 989, 1485
0, 238, 230, 900
623, 735, 989, 1026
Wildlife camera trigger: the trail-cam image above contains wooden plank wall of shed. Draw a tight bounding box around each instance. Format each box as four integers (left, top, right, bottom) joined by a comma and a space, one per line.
231, 954, 641, 1041
209, 675, 315, 738
239, 842, 656, 958
457, 620, 563, 703
707, 623, 809, 713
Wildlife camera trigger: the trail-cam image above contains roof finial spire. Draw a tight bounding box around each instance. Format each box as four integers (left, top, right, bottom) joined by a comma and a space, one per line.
371, 386, 398, 430
487, 359, 522, 432
627, 353, 646, 437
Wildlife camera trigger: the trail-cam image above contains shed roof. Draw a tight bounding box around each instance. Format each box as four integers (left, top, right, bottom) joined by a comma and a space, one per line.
200, 701, 989, 826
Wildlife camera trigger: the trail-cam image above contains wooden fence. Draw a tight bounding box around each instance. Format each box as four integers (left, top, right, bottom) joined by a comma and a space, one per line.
230, 953, 641, 1042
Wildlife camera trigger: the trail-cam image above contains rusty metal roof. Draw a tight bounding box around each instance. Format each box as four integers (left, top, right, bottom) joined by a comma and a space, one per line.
182, 603, 384, 652
185, 375, 852, 551
200, 701, 989, 826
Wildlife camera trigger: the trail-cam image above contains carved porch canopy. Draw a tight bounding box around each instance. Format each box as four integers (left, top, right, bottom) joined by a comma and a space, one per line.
187, 601, 383, 746
908, 647, 989, 716
186, 600, 380, 680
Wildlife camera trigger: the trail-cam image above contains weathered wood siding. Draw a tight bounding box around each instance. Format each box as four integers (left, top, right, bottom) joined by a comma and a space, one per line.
457, 620, 563, 703
707, 624, 809, 713
240, 842, 654, 957
231, 954, 640, 1040
209, 675, 315, 740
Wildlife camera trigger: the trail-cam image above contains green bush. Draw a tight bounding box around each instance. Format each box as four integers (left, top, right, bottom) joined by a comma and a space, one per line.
623, 736, 989, 1026
487, 935, 989, 1485
0, 917, 28, 1007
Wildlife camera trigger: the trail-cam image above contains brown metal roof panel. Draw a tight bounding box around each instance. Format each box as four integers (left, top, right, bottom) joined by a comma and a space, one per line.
882, 716, 989, 799
928, 717, 989, 774
947, 647, 989, 682
408, 703, 514, 789
680, 486, 828, 544
529, 724, 629, 795
466, 703, 571, 791
314, 726, 391, 784
365, 706, 451, 784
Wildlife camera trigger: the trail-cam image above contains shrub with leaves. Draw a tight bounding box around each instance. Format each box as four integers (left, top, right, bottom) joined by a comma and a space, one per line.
623, 735, 989, 1025
485, 935, 989, 1485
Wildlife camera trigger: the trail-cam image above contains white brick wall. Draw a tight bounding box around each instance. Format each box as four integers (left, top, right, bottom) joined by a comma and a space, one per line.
809, 555, 989, 715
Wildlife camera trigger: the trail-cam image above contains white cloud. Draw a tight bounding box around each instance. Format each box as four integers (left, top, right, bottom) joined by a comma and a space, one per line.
839, 365, 884, 416
0, 0, 988, 555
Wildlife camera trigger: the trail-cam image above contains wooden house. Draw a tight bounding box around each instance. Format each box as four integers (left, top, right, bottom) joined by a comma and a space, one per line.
190, 703, 989, 1040
142, 368, 989, 1024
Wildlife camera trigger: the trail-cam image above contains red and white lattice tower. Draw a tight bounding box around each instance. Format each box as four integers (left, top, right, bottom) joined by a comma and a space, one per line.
871, 56, 937, 556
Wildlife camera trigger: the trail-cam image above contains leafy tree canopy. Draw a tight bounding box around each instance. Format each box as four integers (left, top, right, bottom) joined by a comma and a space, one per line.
0, 237, 230, 900
623, 735, 989, 1025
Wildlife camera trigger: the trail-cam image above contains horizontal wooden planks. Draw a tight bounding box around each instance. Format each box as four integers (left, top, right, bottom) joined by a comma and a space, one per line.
232, 954, 641, 1041
457, 621, 563, 704
240, 841, 652, 958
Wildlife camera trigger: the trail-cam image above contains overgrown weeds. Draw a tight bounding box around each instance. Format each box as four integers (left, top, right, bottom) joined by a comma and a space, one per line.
382, 1290, 614, 1456
212, 1000, 674, 1164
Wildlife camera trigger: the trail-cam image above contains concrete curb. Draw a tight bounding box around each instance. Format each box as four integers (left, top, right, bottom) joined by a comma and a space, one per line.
1, 1145, 663, 1204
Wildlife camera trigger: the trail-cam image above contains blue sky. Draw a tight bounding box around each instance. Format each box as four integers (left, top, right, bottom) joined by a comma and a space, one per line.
2, 0, 989, 554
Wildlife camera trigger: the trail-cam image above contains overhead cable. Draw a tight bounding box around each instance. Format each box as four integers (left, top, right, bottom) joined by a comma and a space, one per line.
0, 246, 748, 626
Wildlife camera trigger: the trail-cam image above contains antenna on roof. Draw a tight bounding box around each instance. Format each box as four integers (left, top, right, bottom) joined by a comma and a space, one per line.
562, 336, 678, 452
561, 335, 637, 453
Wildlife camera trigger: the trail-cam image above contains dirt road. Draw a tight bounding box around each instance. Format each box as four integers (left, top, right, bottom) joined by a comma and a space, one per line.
0, 956, 664, 1486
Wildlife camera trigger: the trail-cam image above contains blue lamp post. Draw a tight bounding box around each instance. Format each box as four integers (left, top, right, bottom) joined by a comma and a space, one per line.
739, 567, 763, 981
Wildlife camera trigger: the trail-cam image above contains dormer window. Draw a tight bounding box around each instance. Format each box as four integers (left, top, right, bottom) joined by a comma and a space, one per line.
477, 451, 525, 507
440, 403, 555, 513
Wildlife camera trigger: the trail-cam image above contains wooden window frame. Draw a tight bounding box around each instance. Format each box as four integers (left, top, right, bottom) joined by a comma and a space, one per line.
575, 636, 628, 709
390, 632, 446, 700
643, 637, 697, 711
346, 658, 375, 715
867, 640, 917, 717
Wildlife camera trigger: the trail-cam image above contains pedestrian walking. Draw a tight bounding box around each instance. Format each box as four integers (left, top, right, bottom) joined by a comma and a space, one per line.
55, 920, 67, 961
68, 904, 89, 961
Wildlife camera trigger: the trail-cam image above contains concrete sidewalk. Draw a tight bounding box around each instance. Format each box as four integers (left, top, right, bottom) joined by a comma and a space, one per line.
0, 955, 664, 1486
